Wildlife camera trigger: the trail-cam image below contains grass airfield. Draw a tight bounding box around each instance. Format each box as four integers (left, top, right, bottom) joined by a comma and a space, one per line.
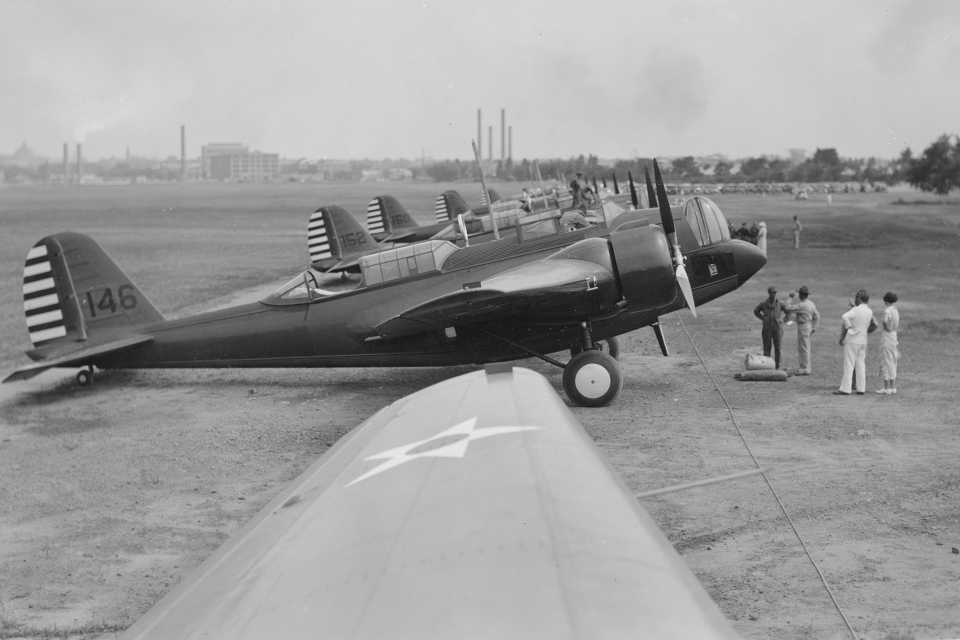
1, 181, 959, 639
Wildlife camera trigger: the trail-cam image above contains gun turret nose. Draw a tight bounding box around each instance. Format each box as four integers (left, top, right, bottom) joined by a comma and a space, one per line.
728, 239, 767, 286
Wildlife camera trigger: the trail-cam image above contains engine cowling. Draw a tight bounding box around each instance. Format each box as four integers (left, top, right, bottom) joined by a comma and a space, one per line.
609, 224, 675, 311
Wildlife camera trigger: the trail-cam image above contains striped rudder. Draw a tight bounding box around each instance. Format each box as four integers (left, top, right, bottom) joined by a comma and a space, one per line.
436, 190, 472, 222
366, 198, 387, 234
308, 210, 334, 262
23, 243, 67, 346
21, 233, 164, 351
308, 206, 376, 268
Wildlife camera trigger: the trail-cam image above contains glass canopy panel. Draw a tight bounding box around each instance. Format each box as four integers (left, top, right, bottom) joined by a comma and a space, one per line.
359, 240, 457, 286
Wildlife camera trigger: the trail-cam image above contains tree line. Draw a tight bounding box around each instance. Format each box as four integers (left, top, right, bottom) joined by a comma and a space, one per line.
426, 135, 960, 194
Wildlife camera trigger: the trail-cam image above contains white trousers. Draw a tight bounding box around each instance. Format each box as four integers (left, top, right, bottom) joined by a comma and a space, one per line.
839, 341, 866, 393
797, 323, 812, 373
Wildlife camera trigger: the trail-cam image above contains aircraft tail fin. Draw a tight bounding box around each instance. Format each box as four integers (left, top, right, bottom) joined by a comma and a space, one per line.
366, 196, 418, 238
22, 233, 164, 351
309, 205, 376, 267
435, 190, 472, 222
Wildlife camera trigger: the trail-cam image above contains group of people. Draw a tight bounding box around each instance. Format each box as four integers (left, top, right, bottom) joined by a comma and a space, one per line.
730, 215, 803, 255
729, 221, 768, 255
753, 286, 900, 394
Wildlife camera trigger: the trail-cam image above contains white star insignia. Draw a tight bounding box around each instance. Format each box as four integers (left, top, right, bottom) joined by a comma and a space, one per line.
346, 417, 541, 487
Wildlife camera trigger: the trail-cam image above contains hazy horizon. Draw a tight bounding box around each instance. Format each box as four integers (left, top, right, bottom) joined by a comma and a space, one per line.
2, 0, 958, 163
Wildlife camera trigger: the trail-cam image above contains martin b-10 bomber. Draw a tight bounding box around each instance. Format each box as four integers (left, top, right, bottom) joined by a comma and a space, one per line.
6, 160, 766, 406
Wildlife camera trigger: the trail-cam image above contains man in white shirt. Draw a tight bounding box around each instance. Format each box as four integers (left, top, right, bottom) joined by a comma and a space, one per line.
835, 289, 877, 395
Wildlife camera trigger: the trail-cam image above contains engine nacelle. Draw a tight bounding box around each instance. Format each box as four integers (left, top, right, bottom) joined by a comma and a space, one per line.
609, 225, 675, 311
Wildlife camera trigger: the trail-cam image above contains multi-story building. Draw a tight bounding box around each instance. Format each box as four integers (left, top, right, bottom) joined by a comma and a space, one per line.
203, 143, 279, 181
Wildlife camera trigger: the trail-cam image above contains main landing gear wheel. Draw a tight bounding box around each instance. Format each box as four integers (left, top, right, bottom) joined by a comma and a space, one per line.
569, 336, 620, 360
76, 368, 94, 386
562, 350, 623, 407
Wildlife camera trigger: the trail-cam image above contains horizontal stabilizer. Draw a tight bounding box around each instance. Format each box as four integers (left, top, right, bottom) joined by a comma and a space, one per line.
3, 334, 153, 383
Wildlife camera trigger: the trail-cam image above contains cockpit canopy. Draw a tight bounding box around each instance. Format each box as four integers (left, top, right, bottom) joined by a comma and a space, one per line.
262, 270, 363, 306
360, 240, 457, 286
683, 196, 730, 246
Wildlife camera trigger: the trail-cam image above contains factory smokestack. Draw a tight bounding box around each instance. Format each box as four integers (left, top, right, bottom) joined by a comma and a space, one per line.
477, 109, 482, 159
501, 109, 505, 162
180, 125, 186, 180
76, 143, 82, 182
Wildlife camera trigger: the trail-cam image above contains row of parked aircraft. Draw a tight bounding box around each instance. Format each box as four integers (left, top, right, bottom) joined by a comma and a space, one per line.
8, 160, 766, 407
9, 159, 767, 637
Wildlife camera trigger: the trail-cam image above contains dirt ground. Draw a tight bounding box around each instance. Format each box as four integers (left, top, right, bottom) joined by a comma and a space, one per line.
1, 184, 959, 639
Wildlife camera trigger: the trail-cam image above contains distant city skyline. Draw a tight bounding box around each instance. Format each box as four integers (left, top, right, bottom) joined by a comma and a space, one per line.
2, 1, 958, 162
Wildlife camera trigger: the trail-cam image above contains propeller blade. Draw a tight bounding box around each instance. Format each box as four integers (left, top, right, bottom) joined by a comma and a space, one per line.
627, 171, 639, 207
612, 173, 620, 195
654, 158, 698, 317
645, 166, 658, 209
652, 321, 669, 356
652, 159, 674, 237
676, 263, 697, 317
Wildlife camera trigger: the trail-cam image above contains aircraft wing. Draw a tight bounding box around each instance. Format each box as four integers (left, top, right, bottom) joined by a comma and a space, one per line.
375, 258, 617, 339
119, 366, 740, 639
2, 334, 153, 383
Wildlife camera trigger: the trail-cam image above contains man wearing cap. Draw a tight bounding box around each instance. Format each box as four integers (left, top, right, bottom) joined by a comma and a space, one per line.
785, 286, 820, 375
753, 286, 787, 369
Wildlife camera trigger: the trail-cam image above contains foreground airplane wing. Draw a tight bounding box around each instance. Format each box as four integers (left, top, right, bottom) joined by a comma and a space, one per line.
120, 366, 740, 640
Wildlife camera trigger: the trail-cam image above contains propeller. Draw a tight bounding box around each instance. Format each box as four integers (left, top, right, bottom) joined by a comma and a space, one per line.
652, 320, 669, 356
627, 171, 639, 207
612, 173, 620, 195
653, 159, 697, 317
644, 166, 658, 209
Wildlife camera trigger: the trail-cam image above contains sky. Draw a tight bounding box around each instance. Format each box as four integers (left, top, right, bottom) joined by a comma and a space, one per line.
1, 0, 958, 162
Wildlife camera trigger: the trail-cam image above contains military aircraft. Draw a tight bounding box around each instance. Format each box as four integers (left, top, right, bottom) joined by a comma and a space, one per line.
117, 365, 742, 639
6, 160, 766, 406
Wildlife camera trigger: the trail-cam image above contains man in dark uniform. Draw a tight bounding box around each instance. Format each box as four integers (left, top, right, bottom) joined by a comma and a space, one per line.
753, 285, 787, 369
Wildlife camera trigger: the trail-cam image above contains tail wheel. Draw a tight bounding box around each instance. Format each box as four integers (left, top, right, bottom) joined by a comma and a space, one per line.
76, 368, 93, 386
569, 336, 620, 360
563, 351, 623, 407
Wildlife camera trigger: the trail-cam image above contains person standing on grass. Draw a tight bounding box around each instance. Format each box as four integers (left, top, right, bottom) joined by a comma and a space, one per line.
877, 292, 900, 394
835, 289, 877, 396
753, 285, 787, 369
785, 285, 819, 375
793, 215, 802, 249
756, 221, 768, 256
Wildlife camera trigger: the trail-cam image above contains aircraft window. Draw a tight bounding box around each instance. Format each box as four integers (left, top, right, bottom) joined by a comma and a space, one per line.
699, 199, 725, 244
683, 199, 708, 247
484, 209, 523, 231
701, 198, 730, 241
264, 270, 362, 305
360, 240, 457, 286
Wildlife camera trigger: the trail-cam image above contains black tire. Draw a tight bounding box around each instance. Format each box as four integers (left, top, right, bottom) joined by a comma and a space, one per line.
76, 369, 93, 386
569, 336, 621, 360
562, 350, 623, 407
